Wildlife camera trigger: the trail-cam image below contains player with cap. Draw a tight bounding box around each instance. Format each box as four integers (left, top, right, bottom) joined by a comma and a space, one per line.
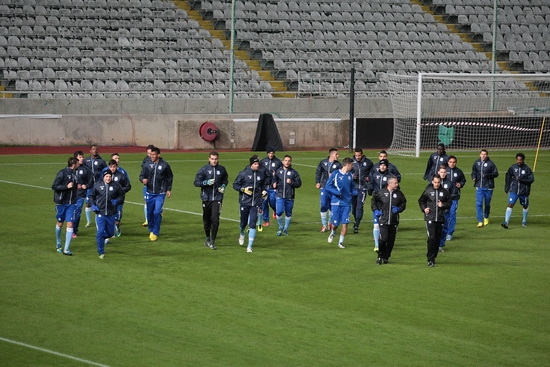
368, 159, 394, 252
233, 156, 270, 252
88, 169, 125, 259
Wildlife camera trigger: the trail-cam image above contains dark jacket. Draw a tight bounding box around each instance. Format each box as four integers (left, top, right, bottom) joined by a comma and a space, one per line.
371, 188, 407, 226
194, 163, 229, 202
504, 163, 534, 196
89, 180, 125, 216
75, 164, 93, 200
351, 155, 373, 192
52, 167, 78, 205
233, 167, 270, 207
83, 155, 107, 184
471, 158, 499, 189
315, 158, 342, 188
273, 165, 302, 200
446, 166, 466, 200
418, 185, 452, 223
139, 158, 173, 194
424, 152, 449, 180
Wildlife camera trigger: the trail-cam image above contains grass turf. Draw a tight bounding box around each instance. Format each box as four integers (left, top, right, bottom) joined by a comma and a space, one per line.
0, 149, 549, 366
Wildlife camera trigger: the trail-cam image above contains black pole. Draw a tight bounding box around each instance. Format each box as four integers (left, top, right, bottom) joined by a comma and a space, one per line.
349, 67, 355, 154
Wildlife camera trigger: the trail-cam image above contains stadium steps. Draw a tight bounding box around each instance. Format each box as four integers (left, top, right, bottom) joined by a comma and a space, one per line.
413, 0, 513, 73
174, 0, 292, 97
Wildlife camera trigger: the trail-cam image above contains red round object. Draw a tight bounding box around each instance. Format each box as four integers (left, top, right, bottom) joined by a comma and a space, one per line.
199, 122, 219, 142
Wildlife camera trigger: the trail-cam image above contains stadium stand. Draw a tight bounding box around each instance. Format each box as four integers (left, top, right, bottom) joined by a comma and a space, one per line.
0, 0, 549, 98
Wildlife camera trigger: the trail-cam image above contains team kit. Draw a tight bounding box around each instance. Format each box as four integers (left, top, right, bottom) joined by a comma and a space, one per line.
52, 144, 534, 267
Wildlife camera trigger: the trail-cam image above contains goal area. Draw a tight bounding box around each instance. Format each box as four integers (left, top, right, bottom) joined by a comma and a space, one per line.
382, 73, 550, 157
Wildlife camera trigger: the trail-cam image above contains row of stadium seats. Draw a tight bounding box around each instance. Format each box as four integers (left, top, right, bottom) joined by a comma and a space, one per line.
2, 0, 549, 98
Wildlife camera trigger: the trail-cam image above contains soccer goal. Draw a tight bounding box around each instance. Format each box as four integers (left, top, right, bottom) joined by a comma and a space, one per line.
382, 73, 550, 157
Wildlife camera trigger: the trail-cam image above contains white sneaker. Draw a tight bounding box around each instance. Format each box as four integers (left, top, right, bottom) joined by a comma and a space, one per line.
247, 247, 253, 253
238, 234, 245, 246
328, 231, 334, 243
104, 238, 109, 245
338, 243, 345, 249
445, 234, 452, 241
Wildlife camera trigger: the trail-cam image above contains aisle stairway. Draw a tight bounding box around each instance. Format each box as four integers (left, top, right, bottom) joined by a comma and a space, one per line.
175, 0, 291, 97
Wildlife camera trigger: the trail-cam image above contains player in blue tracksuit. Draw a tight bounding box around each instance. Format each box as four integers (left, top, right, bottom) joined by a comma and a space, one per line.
471, 149, 499, 227
194, 151, 229, 250
82, 144, 108, 227
445, 155, 466, 241
139, 147, 174, 241
315, 148, 341, 232
72, 151, 93, 238
233, 156, 271, 252
260, 147, 282, 227
423, 143, 449, 181
273, 154, 302, 236
501, 153, 535, 229
88, 170, 125, 259
103, 159, 132, 237
141, 145, 155, 227
325, 157, 356, 249
52, 157, 79, 255
351, 148, 373, 234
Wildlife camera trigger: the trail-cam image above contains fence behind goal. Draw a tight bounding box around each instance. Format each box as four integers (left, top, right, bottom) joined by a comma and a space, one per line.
382, 73, 550, 157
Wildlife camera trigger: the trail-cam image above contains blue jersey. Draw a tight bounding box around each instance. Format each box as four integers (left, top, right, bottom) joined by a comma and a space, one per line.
325, 169, 355, 207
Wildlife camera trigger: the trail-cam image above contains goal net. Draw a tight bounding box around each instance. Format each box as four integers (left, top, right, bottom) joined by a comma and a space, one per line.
382, 73, 550, 157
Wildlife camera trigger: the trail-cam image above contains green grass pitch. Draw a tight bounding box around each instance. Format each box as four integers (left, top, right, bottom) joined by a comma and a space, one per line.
1, 149, 549, 366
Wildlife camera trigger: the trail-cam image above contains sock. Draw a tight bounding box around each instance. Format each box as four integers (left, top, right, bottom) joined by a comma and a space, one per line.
144, 204, 148, 221
321, 212, 327, 226
240, 227, 245, 236
339, 235, 345, 244
505, 207, 512, 223
248, 228, 256, 247
64, 228, 73, 252
277, 216, 284, 229
256, 215, 262, 226
284, 216, 291, 231
85, 207, 92, 223
373, 224, 380, 247
522, 208, 528, 223
55, 225, 62, 245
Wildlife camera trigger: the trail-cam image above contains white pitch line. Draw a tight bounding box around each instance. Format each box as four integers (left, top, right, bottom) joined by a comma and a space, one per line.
0, 337, 111, 367
1, 180, 549, 223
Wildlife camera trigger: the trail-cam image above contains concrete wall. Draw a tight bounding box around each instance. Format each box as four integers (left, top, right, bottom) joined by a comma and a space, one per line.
0, 113, 349, 150
0, 97, 382, 149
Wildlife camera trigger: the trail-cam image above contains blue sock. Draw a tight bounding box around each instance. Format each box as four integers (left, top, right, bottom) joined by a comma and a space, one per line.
144, 204, 148, 222
373, 225, 380, 247
284, 217, 291, 231
505, 207, 512, 223
277, 216, 284, 229
85, 207, 92, 223
248, 228, 256, 247
522, 208, 528, 223
55, 225, 62, 245
64, 228, 73, 252
321, 212, 327, 226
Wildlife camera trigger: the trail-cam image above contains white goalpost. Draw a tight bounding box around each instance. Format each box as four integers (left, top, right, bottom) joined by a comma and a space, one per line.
382, 73, 550, 157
